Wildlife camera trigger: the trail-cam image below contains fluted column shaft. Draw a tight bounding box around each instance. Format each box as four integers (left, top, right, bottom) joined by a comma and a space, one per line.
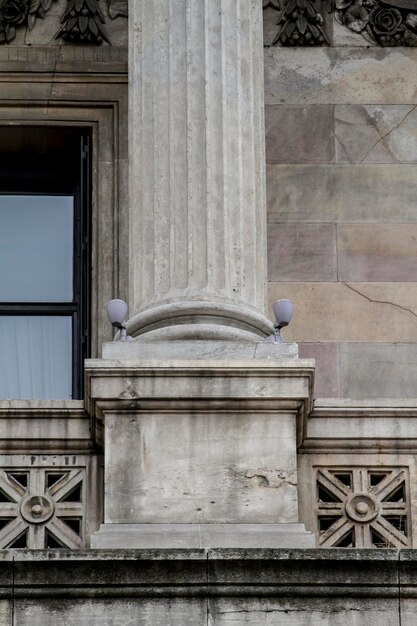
128, 0, 272, 340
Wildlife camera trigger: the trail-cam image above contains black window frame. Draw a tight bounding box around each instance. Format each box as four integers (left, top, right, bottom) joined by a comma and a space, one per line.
0, 130, 91, 399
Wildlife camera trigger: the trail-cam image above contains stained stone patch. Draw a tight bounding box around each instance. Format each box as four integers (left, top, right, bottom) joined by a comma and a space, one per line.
267, 223, 337, 281
338, 224, 417, 282
267, 164, 417, 223
298, 343, 340, 398
267, 282, 417, 343
265, 48, 417, 105
265, 105, 335, 163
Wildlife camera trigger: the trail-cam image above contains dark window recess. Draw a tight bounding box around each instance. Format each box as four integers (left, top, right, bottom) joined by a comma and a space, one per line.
334, 529, 355, 548
333, 473, 352, 488
318, 516, 339, 533
382, 484, 406, 503
317, 485, 341, 503
0, 127, 91, 399
369, 472, 388, 488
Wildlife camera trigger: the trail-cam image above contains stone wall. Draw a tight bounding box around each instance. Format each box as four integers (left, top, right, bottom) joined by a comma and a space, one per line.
264, 21, 417, 398
0, 548, 414, 625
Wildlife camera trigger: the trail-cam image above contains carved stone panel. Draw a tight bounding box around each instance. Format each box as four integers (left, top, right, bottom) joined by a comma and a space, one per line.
0, 0, 127, 46
335, 0, 417, 47
314, 466, 411, 548
263, 0, 330, 46
0, 455, 101, 549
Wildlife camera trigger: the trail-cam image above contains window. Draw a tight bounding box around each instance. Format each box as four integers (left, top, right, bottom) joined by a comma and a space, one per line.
0, 127, 91, 399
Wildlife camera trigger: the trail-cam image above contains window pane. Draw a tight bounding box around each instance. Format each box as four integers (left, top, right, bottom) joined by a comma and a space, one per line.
0, 316, 72, 399
0, 195, 73, 302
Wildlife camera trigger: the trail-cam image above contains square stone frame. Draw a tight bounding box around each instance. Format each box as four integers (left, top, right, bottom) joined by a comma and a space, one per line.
0, 453, 102, 549
299, 452, 417, 548
0, 68, 128, 358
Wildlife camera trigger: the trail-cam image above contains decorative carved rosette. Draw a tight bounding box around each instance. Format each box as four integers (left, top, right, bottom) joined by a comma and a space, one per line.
315, 467, 410, 548
0, 0, 30, 44
335, 0, 417, 47
0, 467, 85, 549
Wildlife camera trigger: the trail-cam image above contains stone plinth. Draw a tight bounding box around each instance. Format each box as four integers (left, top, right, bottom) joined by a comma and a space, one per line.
86, 355, 314, 549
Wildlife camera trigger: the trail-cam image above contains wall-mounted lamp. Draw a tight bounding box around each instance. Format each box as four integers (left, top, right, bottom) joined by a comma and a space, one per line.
266, 299, 293, 344
106, 299, 133, 341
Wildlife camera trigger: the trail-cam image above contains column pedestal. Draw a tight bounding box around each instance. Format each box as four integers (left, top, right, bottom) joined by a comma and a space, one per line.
86, 351, 315, 549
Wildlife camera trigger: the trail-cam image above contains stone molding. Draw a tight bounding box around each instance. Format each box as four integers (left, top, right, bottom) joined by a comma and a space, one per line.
0, 547, 412, 596
0, 401, 92, 453
303, 398, 417, 453
85, 358, 315, 447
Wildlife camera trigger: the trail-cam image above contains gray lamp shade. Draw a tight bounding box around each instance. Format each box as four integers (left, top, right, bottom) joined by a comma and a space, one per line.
106, 299, 128, 327
272, 299, 293, 329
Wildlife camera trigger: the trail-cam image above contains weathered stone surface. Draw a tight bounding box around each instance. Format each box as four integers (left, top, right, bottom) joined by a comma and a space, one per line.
102, 339, 299, 360
208, 597, 400, 625
305, 398, 417, 443
0, 604, 11, 626
298, 343, 340, 398
267, 223, 337, 281
14, 599, 206, 626
335, 105, 417, 163
338, 224, 417, 282
5, 548, 414, 624
102, 411, 299, 524
340, 344, 417, 398
400, 600, 417, 626
268, 282, 417, 343
332, 19, 377, 47
265, 47, 417, 105
265, 105, 335, 163
267, 164, 417, 223
207, 547, 399, 587
86, 358, 314, 542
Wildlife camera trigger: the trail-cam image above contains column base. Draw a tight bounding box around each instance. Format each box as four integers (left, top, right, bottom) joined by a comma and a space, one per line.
126, 299, 274, 342
91, 523, 315, 549
102, 339, 298, 360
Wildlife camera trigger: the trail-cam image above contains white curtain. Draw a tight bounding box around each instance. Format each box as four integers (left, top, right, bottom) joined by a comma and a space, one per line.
0, 316, 72, 399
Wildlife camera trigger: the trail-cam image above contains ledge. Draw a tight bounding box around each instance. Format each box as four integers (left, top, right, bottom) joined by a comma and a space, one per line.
0, 401, 93, 453
0, 548, 408, 598
303, 398, 417, 453
0, 46, 128, 74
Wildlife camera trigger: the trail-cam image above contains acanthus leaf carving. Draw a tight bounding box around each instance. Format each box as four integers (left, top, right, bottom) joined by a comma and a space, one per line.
0, 0, 129, 45
264, 0, 330, 46
55, 0, 110, 45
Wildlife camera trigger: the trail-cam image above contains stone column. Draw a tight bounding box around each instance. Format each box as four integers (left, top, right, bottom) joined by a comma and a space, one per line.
86, 0, 315, 550
128, 0, 272, 341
